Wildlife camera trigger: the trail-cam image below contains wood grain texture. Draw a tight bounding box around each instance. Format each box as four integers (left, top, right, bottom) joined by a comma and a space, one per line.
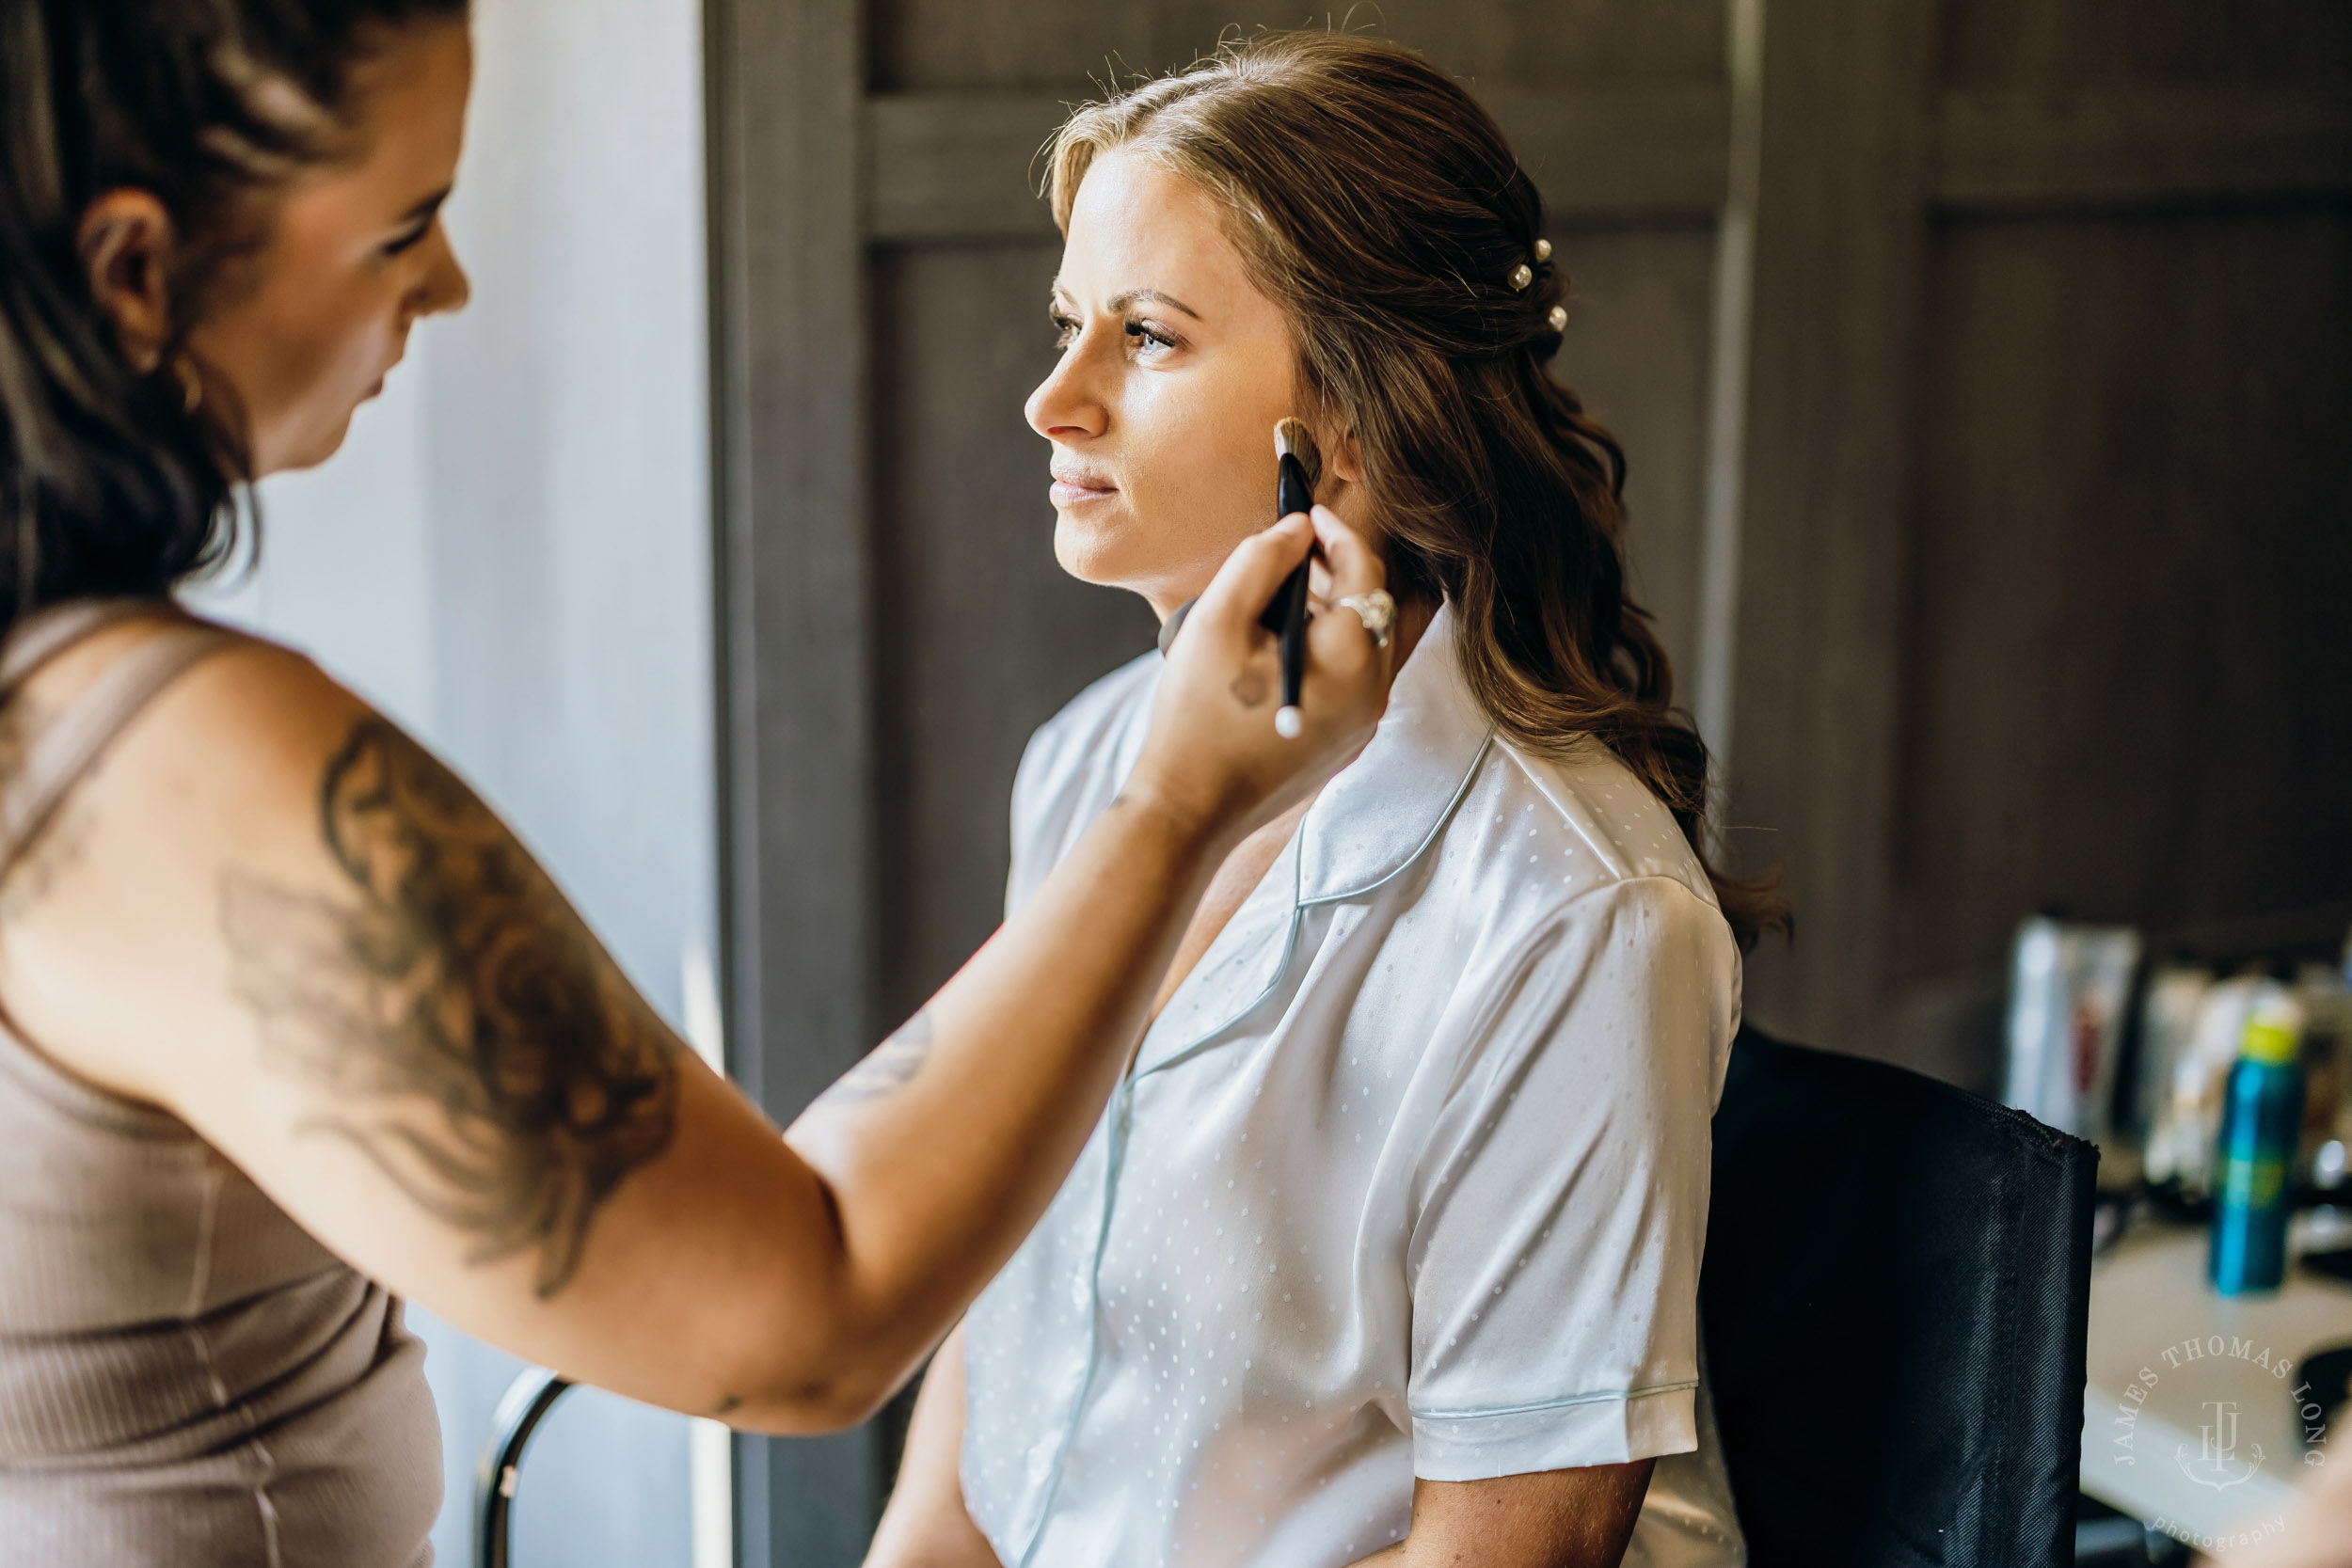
866, 87, 1730, 242
1483, 87, 1729, 217
870, 0, 1724, 94
869, 243, 1159, 1028
1888, 209, 2352, 1087
1723, 0, 1942, 1058
1940, 0, 2352, 91
1935, 87, 2352, 212
1549, 223, 1720, 693
866, 94, 1068, 242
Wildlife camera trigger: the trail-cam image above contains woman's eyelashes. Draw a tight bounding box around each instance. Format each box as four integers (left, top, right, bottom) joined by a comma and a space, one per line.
1122, 316, 1180, 356
378, 220, 435, 261
1047, 307, 1183, 358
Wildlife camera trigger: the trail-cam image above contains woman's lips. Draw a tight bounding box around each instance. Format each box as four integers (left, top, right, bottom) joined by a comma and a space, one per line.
1050, 474, 1118, 506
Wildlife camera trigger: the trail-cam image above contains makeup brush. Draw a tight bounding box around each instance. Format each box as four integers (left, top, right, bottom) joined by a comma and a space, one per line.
1264, 419, 1321, 738
1153, 420, 1325, 738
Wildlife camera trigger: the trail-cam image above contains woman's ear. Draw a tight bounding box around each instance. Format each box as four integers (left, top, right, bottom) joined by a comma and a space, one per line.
1326, 427, 1365, 485
1312, 427, 1382, 544
77, 190, 180, 372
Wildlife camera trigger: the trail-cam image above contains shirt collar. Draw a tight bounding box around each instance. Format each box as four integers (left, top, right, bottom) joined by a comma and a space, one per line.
1295, 601, 1494, 906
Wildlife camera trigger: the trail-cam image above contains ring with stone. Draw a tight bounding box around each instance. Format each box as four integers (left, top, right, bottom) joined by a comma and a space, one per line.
1337, 591, 1396, 648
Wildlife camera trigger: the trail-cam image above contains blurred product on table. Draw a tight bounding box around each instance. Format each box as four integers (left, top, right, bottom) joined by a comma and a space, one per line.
2093, 935, 2352, 1203
2209, 982, 2308, 1294
2003, 916, 2352, 1212
2295, 960, 2351, 1194
2004, 917, 2142, 1158
2137, 963, 2219, 1187
2147, 973, 2262, 1196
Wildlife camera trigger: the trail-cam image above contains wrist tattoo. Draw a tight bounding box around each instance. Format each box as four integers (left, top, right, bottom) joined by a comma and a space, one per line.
1229, 670, 1270, 709
221, 718, 679, 1299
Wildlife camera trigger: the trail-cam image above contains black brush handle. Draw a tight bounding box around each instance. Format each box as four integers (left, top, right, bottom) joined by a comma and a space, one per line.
1264, 452, 1314, 709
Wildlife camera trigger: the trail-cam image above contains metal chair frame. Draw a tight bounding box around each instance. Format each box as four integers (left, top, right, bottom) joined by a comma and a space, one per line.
472, 1367, 576, 1568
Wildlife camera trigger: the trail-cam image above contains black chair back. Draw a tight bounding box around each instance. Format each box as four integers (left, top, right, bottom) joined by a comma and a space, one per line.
1702, 1023, 2097, 1568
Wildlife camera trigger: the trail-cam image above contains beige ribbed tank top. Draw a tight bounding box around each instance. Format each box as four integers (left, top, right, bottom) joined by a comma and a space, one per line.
0, 600, 441, 1567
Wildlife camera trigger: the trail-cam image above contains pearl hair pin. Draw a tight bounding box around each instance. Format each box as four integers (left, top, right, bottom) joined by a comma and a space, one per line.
1510, 240, 1555, 292
1548, 305, 1568, 332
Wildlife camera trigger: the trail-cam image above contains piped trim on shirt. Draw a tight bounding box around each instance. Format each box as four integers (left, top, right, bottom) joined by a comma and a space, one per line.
1135, 731, 1494, 1085
1299, 733, 1495, 910
1410, 1379, 1699, 1421
1294, 603, 1494, 903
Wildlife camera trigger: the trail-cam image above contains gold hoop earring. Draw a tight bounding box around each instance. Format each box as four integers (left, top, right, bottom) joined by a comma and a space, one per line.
171, 356, 203, 415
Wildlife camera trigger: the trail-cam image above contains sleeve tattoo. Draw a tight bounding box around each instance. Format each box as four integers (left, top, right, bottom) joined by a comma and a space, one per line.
219, 718, 680, 1298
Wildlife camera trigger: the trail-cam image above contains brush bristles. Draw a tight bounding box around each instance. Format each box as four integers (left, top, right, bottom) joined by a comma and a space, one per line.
1273, 418, 1323, 492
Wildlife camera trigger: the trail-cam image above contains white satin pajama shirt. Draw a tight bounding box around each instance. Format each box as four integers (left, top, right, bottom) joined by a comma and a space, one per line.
961, 608, 1747, 1568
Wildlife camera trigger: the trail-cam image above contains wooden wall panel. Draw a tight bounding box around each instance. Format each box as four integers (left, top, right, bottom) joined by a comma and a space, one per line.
1550, 222, 1719, 688
870, 243, 1160, 1027
1885, 207, 2352, 1087
1941, 0, 2352, 90
871, 0, 1723, 93
704, 0, 892, 1556
1718, 0, 1941, 1056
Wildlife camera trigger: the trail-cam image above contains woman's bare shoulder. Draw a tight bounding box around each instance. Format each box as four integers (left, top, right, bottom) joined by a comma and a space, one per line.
0, 619, 391, 1094
8, 613, 367, 788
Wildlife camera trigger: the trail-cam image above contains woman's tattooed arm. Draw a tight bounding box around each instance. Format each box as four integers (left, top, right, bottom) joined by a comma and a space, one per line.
218, 718, 680, 1299
809, 1010, 936, 1111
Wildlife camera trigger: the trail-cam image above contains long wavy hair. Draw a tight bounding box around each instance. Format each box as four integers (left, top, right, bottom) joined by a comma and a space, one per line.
1046, 30, 1786, 947
0, 0, 469, 637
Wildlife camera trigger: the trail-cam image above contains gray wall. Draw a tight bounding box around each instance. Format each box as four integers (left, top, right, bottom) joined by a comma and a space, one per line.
189, 0, 715, 1562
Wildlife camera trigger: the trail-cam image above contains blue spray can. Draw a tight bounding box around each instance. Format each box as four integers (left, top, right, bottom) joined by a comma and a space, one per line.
2209, 987, 2306, 1295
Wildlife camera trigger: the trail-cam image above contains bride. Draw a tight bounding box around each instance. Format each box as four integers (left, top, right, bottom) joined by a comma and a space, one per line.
866, 29, 1780, 1568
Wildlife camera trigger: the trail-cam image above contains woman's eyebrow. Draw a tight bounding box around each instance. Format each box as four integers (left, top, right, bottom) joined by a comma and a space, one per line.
1107, 288, 1202, 321
396, 185, 453, 227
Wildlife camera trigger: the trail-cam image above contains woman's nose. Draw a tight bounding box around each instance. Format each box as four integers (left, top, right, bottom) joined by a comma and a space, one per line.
420, 223, 471, 318
1025, 335, 1106, 441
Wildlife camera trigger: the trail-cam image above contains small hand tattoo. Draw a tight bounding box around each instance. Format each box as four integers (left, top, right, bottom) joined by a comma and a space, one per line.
222, 719, 680, 1299
1229, 671, 1270, 709
813, 1010, 936, 1109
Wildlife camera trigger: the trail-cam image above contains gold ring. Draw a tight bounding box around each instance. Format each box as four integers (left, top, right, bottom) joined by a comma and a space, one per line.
1337, 591, 1396, 648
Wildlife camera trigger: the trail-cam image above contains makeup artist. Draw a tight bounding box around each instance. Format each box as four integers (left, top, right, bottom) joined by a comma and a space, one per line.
0, 4, 1395, 1564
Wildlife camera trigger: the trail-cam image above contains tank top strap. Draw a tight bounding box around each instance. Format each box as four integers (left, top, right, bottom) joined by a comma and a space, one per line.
0, 597, 185, 697
0, 599, 242, 884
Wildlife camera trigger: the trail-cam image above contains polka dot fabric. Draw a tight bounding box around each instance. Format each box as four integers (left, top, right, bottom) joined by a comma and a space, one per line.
962, 608, 1746, 1568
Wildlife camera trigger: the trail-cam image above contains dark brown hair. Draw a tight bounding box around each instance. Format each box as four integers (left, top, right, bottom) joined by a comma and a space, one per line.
1048, 29, 1785, 947
0, 0, 469, 636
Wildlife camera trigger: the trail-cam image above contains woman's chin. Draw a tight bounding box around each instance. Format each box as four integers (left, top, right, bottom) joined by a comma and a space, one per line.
1051, 514, 1222, 617
1052, 513, 1144, 590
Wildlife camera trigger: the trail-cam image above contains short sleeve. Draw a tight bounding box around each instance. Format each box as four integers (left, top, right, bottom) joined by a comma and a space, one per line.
1404, 876, 1737, 1482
